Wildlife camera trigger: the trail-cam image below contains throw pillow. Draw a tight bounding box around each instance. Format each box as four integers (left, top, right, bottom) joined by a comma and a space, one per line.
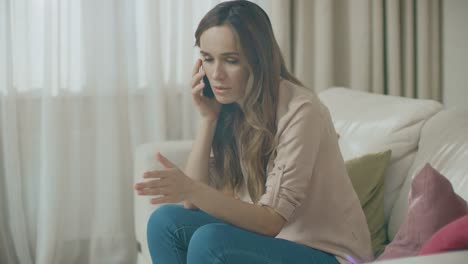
419, 215, 468, 255
345, 150, 392, 257
377, 163, 468, 261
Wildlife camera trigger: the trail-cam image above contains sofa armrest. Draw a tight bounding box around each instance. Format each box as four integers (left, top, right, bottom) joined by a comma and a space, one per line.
133, 140, 194, 263
369, 251, 468, 264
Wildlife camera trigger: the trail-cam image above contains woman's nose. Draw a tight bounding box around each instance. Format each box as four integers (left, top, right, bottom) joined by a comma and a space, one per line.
211, 63, 226, 80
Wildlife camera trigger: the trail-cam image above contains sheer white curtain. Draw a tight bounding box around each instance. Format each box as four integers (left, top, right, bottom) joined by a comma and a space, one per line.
0, 0, 271, 263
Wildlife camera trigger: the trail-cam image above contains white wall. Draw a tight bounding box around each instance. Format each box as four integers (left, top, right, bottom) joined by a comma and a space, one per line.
443, 0, 468, 108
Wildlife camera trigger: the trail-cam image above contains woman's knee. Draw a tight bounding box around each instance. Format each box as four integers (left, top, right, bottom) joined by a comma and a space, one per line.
147, 204, 185, 234
187, 223, 234, 261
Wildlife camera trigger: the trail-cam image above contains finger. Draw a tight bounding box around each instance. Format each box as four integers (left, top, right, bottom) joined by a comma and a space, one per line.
134, 179, 158, 190
142, 170, 171, 180
136, 176, 170, 192
191, 70, 206, 88
142, 170, 162, 179
156, 152, 175, 168
142, 169, 175, 184
143, 169, 168, 179
137, 186, 169, 196
151, 196, 170, 205
192, 82, 205, 96
144, 178, 169, 189
184, 201, 199, 210
191, 58, 202, 76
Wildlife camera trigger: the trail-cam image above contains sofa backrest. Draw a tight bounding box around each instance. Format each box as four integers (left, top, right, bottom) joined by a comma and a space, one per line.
388, 108, 468, 240
318, 88, 443, 224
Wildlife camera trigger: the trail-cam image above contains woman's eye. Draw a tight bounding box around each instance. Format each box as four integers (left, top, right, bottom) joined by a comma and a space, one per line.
202, 58, 237, 64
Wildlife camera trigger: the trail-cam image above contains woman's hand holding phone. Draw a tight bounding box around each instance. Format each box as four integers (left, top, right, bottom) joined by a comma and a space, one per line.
191, 59, 221, 122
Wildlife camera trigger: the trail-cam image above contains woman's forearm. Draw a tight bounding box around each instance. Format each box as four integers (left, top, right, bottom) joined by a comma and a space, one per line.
184, 119, 217, 184
187, 181, 285, 237
183, 119, 217, 209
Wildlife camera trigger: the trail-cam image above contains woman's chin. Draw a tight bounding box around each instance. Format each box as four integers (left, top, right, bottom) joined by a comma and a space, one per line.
214, 96, 235, 105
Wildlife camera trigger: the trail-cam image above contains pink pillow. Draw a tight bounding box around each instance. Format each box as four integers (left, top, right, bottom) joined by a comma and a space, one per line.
377, 163, 468, 260
419, 215, 468, 255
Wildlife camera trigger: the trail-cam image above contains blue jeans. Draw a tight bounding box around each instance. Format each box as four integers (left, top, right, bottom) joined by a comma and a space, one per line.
147, 204, 339, 264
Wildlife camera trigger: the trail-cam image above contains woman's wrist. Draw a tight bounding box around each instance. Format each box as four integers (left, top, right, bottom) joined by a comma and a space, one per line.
187, 179, 205, 203
200, 117, 218, 127
199, 118, 218, 138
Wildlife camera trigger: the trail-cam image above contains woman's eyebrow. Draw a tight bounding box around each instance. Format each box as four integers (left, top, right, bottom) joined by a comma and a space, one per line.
200, 50, 239, 56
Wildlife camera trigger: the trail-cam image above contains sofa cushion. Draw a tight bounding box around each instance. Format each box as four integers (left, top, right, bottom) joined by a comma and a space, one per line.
419, 215, 468, 256
319, 88, 442, 223
345, 150, 392, 257
377, 163, 468, 261
389, 108, 468, 240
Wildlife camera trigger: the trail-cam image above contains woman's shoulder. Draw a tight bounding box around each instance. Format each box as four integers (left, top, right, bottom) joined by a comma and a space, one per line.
277, 79, 328, 125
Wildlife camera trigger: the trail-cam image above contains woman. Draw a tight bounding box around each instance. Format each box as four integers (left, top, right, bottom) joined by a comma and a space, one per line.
134, 1, 373, 263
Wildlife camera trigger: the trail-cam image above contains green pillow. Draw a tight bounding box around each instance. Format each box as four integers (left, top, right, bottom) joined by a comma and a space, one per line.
345, 150, 392, 257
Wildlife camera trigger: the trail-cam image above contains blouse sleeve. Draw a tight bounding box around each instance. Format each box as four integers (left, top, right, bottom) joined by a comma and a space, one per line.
258, 100, 325, 221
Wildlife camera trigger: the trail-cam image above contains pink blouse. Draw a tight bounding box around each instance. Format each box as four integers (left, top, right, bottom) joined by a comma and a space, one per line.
210, 80, 373, 264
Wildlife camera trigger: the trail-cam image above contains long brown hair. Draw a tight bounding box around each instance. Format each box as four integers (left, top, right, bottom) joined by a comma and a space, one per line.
195, 0, 303, 203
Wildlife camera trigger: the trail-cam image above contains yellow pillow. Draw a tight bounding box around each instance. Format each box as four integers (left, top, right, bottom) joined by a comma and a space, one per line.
345, 150, 392, 257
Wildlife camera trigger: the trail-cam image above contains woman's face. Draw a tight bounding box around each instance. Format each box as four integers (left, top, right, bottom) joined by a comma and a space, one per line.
199, 25, 250, 105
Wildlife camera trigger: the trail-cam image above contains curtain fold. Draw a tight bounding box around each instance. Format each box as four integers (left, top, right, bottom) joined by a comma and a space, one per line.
272, 0, 442, 100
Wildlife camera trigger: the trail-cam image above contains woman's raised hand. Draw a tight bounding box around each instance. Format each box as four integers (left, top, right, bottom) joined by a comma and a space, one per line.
191, 59, 221, 122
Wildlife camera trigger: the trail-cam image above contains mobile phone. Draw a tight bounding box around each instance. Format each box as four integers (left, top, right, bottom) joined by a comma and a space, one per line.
202, 75, 215, 98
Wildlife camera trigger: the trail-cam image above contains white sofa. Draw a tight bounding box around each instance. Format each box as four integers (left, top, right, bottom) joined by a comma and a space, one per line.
133, 87, 468, 264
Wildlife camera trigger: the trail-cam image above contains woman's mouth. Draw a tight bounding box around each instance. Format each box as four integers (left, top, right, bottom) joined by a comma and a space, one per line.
213, 86, 230, 94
